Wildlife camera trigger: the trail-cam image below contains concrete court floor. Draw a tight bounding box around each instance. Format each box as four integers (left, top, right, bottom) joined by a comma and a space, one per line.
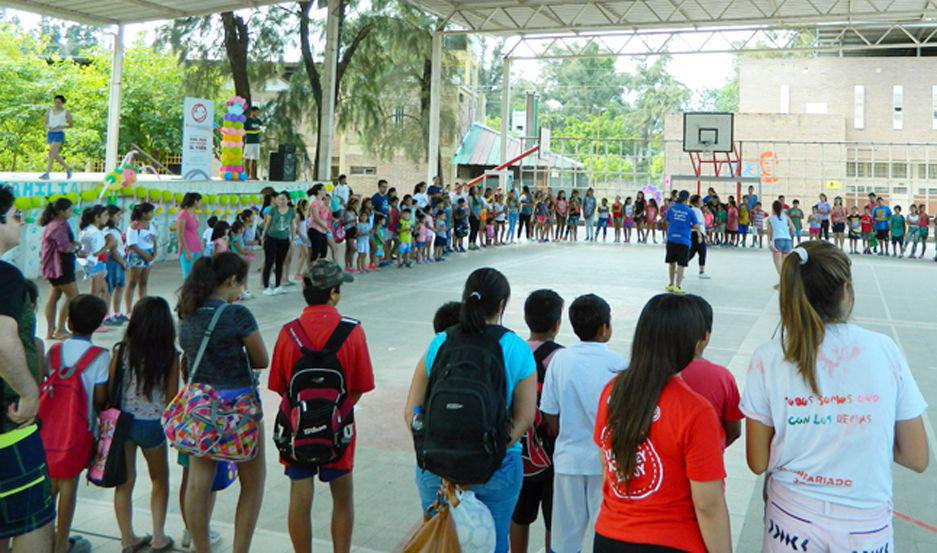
31, 237, 937, 552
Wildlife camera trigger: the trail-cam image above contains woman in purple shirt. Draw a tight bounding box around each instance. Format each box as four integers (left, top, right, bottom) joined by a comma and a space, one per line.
40, 198, 81, 339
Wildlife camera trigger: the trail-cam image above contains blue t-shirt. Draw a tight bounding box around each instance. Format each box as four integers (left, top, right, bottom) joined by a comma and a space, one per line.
371, 193, 388, 215
873, 206, 892, 230
665, 203, 698, 247
746, 195, 759, 212
423, 327, 535, 453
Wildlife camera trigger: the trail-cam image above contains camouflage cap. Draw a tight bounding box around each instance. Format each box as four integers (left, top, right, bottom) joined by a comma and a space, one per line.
301, 258, 353, 289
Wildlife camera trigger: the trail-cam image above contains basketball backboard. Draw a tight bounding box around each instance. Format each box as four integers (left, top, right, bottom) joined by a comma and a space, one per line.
683, 112, 734, 153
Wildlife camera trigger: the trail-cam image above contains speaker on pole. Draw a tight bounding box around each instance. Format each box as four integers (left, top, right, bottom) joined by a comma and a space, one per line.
268, 146, 297, 181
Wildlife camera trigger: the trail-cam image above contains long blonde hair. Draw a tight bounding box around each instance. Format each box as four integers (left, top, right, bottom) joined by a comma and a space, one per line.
779, 241, 853, 394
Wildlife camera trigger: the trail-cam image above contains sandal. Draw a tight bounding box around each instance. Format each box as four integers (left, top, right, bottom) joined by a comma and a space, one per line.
149, 536, 174, 552
119, 535, 151, 553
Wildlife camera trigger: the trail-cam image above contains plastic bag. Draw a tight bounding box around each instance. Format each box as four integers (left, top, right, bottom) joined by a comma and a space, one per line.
402, 500, 459, 553
450, 488, 496, 553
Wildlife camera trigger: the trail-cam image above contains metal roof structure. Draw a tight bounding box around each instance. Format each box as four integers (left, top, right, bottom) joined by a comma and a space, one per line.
407, 0, 937, 36
1, 1, 286, 25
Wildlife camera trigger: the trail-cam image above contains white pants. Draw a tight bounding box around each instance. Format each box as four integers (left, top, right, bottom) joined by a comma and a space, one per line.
552, 473, 603, 553
763, 479, 893, 553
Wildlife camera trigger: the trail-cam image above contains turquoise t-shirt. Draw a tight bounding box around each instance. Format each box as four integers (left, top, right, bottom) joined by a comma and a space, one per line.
891, 214, 905, 237
423, 326, 535, 453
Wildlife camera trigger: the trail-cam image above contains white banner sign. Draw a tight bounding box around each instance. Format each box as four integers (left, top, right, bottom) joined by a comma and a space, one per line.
182, 97, 214, 180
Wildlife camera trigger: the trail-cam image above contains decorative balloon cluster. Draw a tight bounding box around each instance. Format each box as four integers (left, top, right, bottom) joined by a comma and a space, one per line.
103, 163, 138, 191
220, 96, 249, 181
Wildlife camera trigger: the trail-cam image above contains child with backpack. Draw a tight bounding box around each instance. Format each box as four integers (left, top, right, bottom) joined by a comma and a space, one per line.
38, 294, 110, 553
268, 259, 374, 553
540, 294, 625, 553
110, 297, 178, 552
405, 268, 537, 553
510, 290, 565, 553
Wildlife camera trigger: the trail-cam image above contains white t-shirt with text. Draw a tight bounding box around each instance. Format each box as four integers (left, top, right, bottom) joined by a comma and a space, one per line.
740, 323, 927, 508
540, 341, 627, 475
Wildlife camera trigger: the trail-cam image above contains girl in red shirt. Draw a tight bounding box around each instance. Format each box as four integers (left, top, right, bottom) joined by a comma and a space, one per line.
612, 196, 624, 243
860, 206, 874, 254
593, 294, 731, 553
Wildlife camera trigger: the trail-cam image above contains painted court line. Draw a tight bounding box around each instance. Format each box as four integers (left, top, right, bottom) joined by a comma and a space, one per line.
894, 511, 937, 534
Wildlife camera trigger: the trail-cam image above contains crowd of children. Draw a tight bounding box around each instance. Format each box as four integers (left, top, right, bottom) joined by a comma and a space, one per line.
1, 182, 933, 553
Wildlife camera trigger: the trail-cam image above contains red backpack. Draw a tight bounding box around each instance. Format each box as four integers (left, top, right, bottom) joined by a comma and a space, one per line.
520, 341, 563, 478
39, 343, 105, 479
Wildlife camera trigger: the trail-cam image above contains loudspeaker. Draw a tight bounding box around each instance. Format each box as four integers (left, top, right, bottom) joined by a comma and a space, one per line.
268, 151, 297, 181
278, 143, 297, 154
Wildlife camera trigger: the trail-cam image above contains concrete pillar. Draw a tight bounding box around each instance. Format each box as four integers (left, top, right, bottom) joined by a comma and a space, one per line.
104, 24, 124, 171
500, 57, 511, 190
317, 0, 341, 182
426, 31, 442, 185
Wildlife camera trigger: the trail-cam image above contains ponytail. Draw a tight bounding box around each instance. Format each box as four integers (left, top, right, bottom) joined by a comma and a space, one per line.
778, 241, 852, 395
79, 205, 104, 230
131, 202, 154, 222
458, 267, 511, 334
176, 252, 248, 318
40, 198, 72, 226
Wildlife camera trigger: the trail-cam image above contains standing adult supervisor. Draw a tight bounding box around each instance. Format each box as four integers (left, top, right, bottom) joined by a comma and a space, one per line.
664, 190, 701, 294
40, 95, 73, 180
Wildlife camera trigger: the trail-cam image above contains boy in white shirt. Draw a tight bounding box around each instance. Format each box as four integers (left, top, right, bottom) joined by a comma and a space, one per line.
540, 294, 627, 553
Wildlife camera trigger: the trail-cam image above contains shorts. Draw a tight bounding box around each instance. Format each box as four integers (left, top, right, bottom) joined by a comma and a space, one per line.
127, 248, 153, 269
726, 229, 738, 235
773, 238, 793, 254
512, 475, 553, 528
434, 236, 448, 248
128, 419, 166, 450
739, 224, 749, 234
665, 242, 690, 267
356, 241, 370, 254
594, 534, 683, 552
891, 235, 904, 245
106, 258, 125, 291
810, 228, 821, 237
0, 425, 55, 539
415, 241, 425, 249
876, 229, 889, 240
832, 222, 846, 233
567, 216, 580, 225
716, 224, 725, 233
536, 215, 546, 224
920, 228, 930, 239
243, 143, 260, 160
49, 255, 76, 287
46, 131, 65, 144
284, 464, 350, 482
398, 242, 411, 254
624, 219, 635, 228
762, 479, 893, 553
82, 260, 106, 279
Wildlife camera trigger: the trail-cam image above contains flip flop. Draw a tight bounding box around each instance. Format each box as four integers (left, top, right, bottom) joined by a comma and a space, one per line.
119, 535, 151, 553
149, 536, 175, 552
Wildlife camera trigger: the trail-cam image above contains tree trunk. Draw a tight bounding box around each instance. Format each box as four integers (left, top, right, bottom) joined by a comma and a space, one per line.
221, 11, 251, 105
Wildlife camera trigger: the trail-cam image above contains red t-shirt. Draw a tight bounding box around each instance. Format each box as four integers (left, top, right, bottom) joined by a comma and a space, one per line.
268, 305, 375, 470
593, 377, 726, 552
861, 214, 873, 233
679, 358, 743, 447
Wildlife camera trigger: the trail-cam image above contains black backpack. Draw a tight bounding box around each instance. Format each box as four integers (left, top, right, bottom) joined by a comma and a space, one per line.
273, 317, 358, 466
520, 341, 563, 479
415, 325, 510, 485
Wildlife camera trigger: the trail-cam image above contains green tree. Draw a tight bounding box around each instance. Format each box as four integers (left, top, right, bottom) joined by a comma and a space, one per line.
540, 43, 628, 123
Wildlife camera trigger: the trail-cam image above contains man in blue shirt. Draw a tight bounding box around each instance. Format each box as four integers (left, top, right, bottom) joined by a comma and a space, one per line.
665, 190, 701, 294
745, 185, 759, 212
371, 179, 389, 216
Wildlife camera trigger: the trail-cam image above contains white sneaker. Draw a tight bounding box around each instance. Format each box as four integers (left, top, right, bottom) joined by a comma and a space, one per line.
699, 273, 711, 279
242, 289, 253, 298
262, 288, 276, 296
182, 528, 221, 548
273, 286, 287, 295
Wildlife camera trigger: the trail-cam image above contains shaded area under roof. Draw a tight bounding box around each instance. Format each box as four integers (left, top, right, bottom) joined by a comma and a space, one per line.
452, 122, 583, 169
1, 1, 288, 25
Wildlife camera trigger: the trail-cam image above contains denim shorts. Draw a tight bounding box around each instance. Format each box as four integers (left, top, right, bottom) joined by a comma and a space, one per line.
106, 259, 126, 292
285, 464, 349, 482
773, 238, 793, 254
47, 131, 65, 144
128, 419, 166, 450
416, 451, 522, 553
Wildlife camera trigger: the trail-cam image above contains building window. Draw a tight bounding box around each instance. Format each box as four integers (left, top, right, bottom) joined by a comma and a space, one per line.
779, 85, 790, 114
854, 85, 864, 130
847, 162, 873, 178
918, 163, 937, 179
350, 166, 376, 176
891, 163, 908, 179
873, 163, 888, 178
893, 85, 903, 130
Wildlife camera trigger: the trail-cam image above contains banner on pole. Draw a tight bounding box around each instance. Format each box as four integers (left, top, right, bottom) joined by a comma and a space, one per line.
182, 97, 214, 180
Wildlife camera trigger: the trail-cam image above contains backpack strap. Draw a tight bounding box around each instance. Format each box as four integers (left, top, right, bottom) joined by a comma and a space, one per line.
284, 319, 314, 352
47, 342, 63, 377
187, 304, 228, 385
533, 341, 563, 374
323, 318, 359, 354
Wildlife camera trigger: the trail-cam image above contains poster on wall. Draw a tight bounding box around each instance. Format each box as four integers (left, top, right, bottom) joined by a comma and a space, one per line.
182, 97, 214, 180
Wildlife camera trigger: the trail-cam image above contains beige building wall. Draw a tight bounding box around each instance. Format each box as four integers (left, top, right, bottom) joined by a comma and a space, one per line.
665, 57, 937, 209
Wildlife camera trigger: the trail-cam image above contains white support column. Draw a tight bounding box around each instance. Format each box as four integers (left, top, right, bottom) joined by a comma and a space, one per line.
317, 0, 341, 182
104, 24, 124, 171
426, 31, 442, 185
499, 57, 511, 190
